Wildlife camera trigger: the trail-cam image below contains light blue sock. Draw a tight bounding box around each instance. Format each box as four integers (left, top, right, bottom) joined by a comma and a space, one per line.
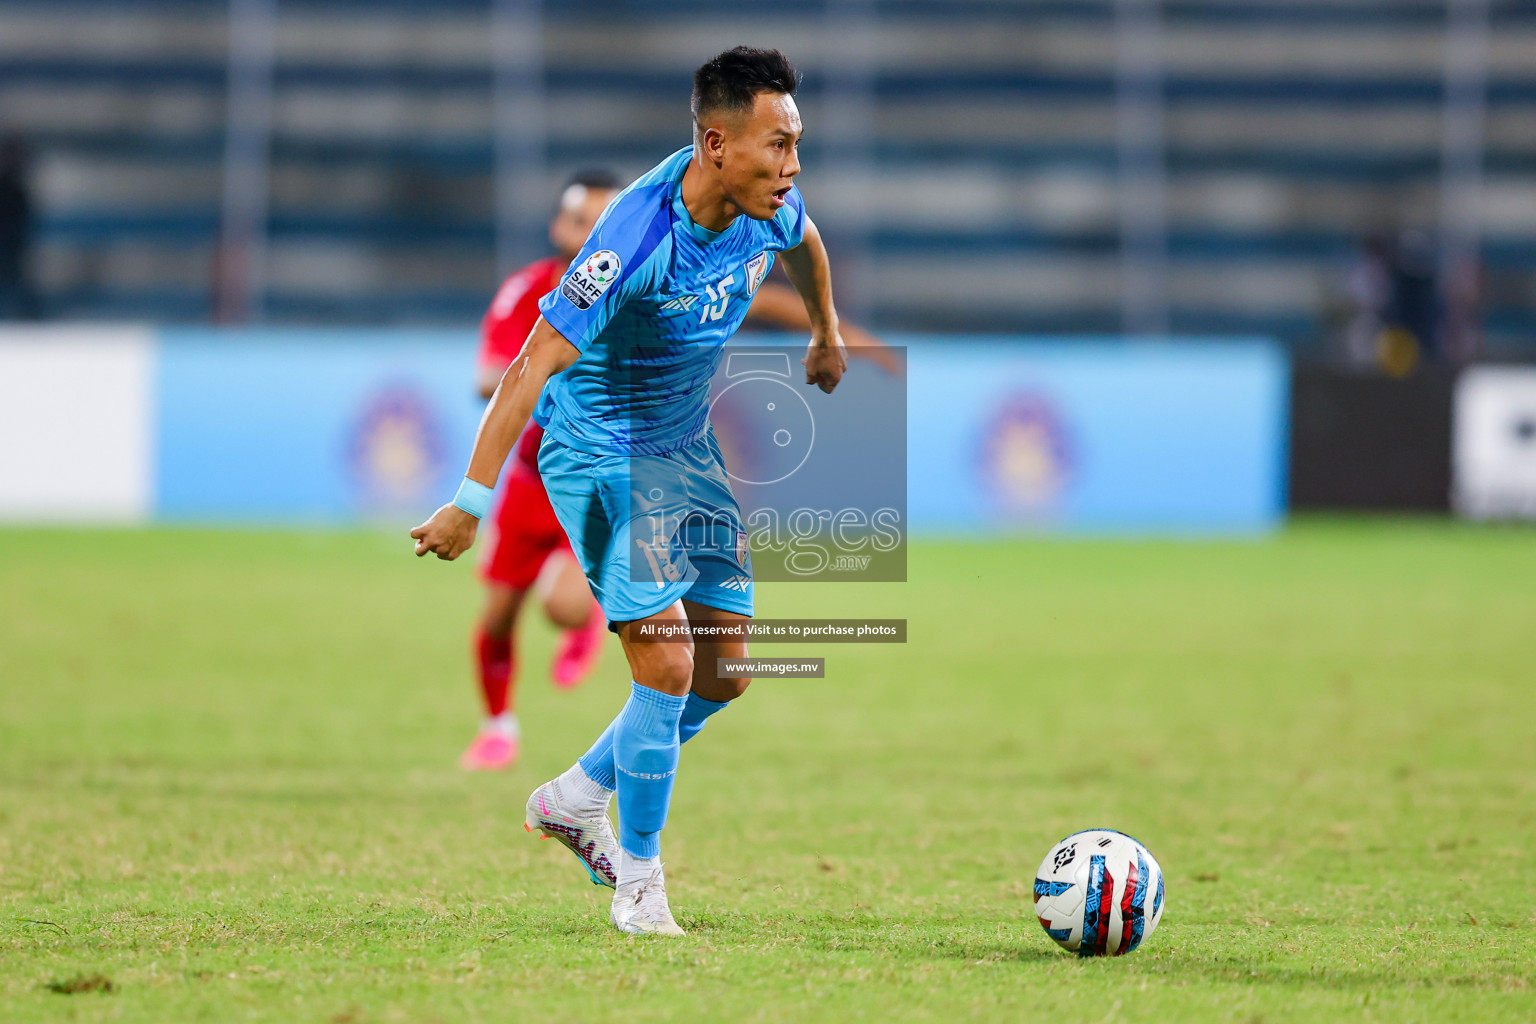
576, 690, 729, 793
679, 691, 729, 743
576, 718, 619, 790
612, 682, 688, 859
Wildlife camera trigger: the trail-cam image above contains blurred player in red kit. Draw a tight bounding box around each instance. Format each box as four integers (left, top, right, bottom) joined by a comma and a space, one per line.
462, 170, 899, 770
461, 170, 621, 770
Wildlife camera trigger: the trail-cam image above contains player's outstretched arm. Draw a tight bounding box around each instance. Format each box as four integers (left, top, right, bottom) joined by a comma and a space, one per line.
778, 217, 848, 393
410, 317, 579, 560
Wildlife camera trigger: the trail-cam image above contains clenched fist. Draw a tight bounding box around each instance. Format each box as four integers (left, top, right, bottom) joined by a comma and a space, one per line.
802, 332, 847, 394
410, 504, 479, 560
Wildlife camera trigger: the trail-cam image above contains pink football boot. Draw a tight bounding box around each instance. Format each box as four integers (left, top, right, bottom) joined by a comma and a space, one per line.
459, 730, 518, 771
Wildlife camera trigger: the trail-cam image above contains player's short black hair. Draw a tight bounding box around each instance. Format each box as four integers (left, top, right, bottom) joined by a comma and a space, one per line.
563, 168, 622, 193
690, 47, 799, 129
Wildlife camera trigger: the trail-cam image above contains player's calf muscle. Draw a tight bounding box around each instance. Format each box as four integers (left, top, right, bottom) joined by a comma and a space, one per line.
479, 585, 524, 636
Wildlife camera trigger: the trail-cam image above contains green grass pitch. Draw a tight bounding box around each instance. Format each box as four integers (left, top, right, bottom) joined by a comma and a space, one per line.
2, 520, 1533, 1022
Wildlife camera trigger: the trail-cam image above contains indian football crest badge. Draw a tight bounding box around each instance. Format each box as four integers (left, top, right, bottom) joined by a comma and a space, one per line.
744, 252, 770, 295
560, 249, 621, 310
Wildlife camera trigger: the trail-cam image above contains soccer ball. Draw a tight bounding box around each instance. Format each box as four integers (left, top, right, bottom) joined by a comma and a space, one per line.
1033, 829, 1165, 956
584, 251, 619, 284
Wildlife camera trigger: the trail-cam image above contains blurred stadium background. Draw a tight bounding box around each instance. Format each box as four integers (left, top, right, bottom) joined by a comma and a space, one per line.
0, 0, 1531, 347
2, 0, 1534, 525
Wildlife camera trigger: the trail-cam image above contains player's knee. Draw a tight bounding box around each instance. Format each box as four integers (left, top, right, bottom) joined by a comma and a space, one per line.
714, 674, 751, 701
637, 644, 694, 696
541, 589, 589, 630
691, 657, 750, 702
685, 629, 752, 700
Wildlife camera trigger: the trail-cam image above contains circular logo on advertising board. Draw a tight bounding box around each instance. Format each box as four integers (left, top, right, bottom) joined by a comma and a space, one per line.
348, 386, 445, 509
976, 392, 1074, 514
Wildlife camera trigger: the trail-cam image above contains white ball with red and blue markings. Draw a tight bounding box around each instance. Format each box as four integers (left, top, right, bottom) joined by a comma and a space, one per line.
1033, 829, 1165, 956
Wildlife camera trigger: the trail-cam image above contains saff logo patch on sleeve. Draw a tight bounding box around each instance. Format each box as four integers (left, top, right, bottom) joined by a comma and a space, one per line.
560, 249, 622, 310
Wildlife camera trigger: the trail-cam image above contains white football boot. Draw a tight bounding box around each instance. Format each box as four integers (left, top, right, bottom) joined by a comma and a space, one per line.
523, 779, 618, 888
610, 865, 685, 937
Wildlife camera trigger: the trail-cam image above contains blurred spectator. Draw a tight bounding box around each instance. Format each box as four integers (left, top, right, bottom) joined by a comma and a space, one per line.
0, 135, 39, 320
1341, 234, 1393, 369
1339, 228, 1463, 378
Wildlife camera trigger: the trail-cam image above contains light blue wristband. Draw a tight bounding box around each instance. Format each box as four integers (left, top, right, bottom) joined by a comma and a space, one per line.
451, 478, 494, 519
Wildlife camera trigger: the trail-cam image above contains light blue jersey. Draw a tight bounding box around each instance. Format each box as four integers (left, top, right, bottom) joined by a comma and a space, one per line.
536, 146, 807, 457
530, 147, 806, 624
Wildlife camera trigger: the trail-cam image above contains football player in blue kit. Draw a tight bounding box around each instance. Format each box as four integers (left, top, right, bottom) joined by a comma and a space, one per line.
411, 47, 850, 935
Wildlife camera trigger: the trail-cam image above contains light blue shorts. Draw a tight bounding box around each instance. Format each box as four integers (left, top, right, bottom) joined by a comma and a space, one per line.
538, 427, 753, 625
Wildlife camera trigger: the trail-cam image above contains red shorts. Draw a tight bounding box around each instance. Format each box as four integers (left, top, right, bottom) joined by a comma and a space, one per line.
478, 464, 572, 589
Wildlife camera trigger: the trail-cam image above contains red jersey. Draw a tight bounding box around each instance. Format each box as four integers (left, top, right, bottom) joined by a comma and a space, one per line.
479, 256, 564, 471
